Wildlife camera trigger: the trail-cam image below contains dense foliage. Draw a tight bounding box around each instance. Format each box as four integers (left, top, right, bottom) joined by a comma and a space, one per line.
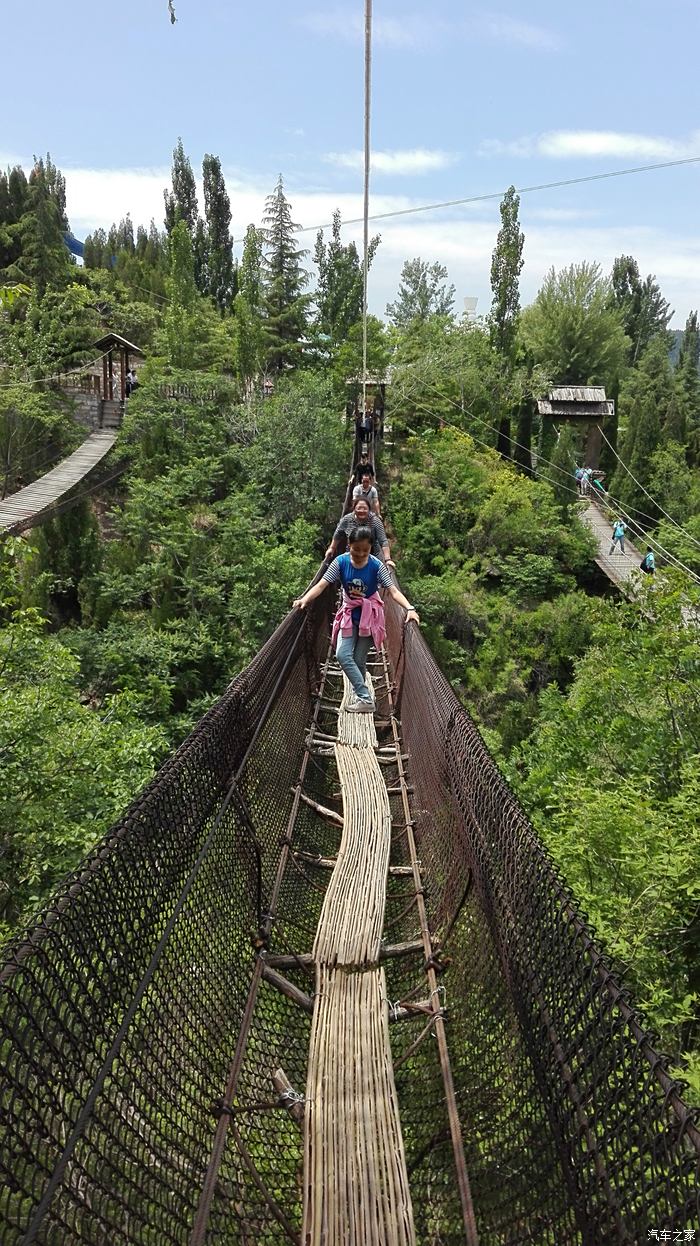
1, 145, 699, 1096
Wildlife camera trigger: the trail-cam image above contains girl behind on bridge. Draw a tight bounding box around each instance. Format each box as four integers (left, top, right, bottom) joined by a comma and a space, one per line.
293, 526, 419, 713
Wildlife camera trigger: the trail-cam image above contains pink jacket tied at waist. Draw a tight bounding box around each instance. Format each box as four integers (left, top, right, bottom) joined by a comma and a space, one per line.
331, 590, 386, 652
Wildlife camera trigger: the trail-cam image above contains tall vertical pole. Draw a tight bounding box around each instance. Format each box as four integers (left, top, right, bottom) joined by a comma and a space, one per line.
362, 0, 372, 423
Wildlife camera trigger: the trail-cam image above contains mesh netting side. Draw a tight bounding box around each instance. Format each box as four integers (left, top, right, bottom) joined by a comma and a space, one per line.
0, 597, 330, 1245
384, 595, 700, 1243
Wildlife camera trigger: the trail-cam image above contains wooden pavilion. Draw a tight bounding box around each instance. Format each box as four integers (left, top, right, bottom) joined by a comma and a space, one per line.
93, 332, 145, 403
537, 385, 614, 466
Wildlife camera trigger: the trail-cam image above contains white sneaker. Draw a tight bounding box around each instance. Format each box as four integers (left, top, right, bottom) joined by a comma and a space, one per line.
346, 699, 374, 714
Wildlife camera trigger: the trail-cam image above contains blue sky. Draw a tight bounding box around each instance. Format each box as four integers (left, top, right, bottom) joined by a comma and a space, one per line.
3, 0, 700, 323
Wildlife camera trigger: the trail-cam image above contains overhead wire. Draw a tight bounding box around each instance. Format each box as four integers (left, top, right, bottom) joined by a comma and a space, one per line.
0, 349, 113, 391
597, 424, 700, 551
233, 153, 700, 243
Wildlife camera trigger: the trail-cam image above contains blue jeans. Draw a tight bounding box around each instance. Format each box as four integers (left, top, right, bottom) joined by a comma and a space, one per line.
336, 625, 373, 702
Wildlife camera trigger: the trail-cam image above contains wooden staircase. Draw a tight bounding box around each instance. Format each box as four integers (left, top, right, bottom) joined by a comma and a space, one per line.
101, 399, 124, 430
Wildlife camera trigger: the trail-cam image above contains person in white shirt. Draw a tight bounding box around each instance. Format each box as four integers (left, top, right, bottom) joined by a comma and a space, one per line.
352, 471, 380, 515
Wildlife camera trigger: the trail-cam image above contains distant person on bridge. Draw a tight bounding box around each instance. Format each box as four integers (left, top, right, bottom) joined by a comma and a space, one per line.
294, 525, 419, 713
360, 408, 373, 445
580, 467, 593, 497
327, 498, 394, 566
640, 547, 656, 574
609, 519, 627, 556
350, 446, 375, 485
126, 368, 139, 398
575, 466, 584, 494
353, 471, 381, 515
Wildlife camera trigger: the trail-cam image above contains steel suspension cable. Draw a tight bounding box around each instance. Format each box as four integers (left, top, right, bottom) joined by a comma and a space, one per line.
403, 395, 700, 587
597, 423, 700, 551
403, 365, 700, 548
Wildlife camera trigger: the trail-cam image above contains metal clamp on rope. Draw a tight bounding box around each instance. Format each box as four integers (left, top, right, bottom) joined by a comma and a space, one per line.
211, 1097, 235, 1119
279, 1088, 306, 1108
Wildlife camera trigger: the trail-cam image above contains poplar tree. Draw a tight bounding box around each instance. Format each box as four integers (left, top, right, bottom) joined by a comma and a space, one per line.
314, 209, 379, 343
163, 137, 199, 237
490, 185, 524, 459
261, 176, 309, 372
611, 336, 669, 519
610, 254, 672, 364
490, 186, 524, 360
202, 154, 234, 313
234, 226, 265, 385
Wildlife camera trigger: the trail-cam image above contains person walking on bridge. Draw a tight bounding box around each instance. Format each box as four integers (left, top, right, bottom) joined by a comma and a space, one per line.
353, 470, 381, 515
609, 518, 627, 556
327, 497, 393, 566
294, 525, 419, 713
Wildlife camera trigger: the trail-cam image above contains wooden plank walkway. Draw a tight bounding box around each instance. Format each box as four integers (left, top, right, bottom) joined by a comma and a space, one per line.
303, 669, 416, 1246
0, 433, 117, 531
581, 499, 643, 590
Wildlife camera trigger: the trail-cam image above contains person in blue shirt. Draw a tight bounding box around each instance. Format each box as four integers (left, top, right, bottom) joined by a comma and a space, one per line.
609, 519, 627, 556
294, 525, 419, 713
640, 547, 656, 574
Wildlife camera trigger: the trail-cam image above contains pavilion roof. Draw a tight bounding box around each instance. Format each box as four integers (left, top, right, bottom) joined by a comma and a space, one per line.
93, 331, 145, 355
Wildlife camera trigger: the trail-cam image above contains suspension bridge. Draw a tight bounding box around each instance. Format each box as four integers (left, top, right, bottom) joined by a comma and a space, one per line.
0, 428, 698, 1245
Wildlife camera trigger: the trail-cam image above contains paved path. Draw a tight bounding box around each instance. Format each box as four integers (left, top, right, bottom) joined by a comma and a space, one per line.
580, 500, 643, 590
0, 433, 117, 532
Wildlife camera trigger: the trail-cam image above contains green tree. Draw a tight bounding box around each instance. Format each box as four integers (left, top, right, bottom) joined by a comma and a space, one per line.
519, 262, 629, 388
202, 153, 235, 313
610, 254, 672, 364
386, 257, 455, 328
0, 538, 166, 936
489, 186, 524, 361
158, 221, 231, 370
611, 335, 670, 519
516, 575, 700, 1059
675, 310, 700, 433
314, 209, 379, 343
233, 225, 265, 385
163, 137, 199, 237
261, 176, 309, 372
11, 156, 72, 298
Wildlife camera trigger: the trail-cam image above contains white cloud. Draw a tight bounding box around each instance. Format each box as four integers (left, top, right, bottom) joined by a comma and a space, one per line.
300, 8, 558, 51
299, 9, 444, 49
475, 14, 561, 50
324, 148, 458, 176
480, 129, 700, 160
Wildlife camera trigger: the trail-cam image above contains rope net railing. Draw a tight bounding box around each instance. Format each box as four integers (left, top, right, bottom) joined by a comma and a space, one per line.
1, 436, 699, 1243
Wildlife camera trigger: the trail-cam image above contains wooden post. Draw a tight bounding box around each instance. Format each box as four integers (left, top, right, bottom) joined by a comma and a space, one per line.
108, 349, 114, 401
120, 347, 126, 402
102, 354, 108, 402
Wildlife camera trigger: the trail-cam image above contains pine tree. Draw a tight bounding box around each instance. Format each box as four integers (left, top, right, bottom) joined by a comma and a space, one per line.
662, 383, 688, 445
261, 176, 309, 372
163, 137, 199, 237
18, 157, 71, 297
490, 186, 524, 361
202, 154, 234, 313
314, 209, 379, 343
239, 225, 264, 315
676, 310, 700, 424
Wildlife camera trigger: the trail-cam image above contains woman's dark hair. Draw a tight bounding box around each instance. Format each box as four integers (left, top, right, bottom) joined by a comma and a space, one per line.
348, 525, 373, 546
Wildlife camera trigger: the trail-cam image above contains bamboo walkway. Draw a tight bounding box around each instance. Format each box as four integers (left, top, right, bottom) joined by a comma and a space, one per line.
0, 433, 117, 532
302, 669, 416, 1246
